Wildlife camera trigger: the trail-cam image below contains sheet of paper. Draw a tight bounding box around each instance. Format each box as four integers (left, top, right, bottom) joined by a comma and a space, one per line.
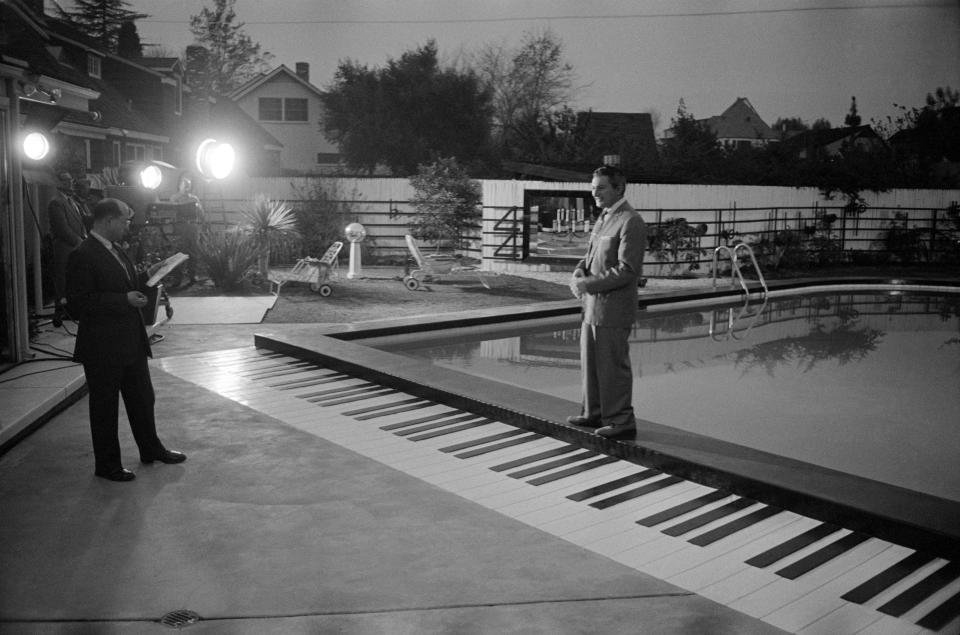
147, 252, 189, 287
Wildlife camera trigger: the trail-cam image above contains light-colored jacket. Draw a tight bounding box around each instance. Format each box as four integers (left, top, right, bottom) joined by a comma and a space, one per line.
574, 203, 647, 328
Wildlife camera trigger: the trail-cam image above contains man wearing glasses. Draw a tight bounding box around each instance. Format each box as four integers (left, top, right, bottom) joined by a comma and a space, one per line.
66, 198, 187, 482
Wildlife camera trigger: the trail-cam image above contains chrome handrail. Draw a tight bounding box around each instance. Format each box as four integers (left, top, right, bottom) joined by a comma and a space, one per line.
712, 242, 768, 298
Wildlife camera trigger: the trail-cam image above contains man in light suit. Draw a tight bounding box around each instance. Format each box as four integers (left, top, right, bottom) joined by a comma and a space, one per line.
568, 165, 647, 439
66, 198, 186, 482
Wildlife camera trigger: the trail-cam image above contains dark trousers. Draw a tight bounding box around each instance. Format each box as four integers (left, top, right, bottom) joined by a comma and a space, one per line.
580, 323, 635, 427
83, 356, 161, 471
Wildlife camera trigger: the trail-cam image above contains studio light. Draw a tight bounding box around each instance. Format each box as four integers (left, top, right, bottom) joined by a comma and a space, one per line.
195, 138, 235, 180
22, 131, 50, 161
139, 164, 163, 190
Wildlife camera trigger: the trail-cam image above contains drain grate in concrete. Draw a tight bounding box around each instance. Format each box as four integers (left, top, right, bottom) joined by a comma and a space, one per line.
159, 609, 201, 628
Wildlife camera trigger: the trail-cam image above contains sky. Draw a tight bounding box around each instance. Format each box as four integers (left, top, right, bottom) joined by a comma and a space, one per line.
97, 0, 960, 135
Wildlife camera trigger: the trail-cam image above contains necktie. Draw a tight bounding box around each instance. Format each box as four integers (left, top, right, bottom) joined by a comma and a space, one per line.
111, 243, 135, 282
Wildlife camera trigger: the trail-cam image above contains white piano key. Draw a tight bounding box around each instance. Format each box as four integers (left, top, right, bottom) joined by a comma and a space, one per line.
855, 615, 924, 634
669, 513, 818, 592
796, 604, 884, 635
897, 575, 960, 627
762, 540, 897, 632
731, 536, 890, 621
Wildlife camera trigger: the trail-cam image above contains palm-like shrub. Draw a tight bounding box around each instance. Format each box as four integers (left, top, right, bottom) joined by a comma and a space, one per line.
241, 195, 301, 278
193, 228, 259, 292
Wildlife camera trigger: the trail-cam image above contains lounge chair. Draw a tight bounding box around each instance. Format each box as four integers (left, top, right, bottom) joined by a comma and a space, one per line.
269, 241, 343, 296
402, 234, 490, 290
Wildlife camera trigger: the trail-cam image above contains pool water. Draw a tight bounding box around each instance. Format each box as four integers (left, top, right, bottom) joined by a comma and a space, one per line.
375, 291, 960, 502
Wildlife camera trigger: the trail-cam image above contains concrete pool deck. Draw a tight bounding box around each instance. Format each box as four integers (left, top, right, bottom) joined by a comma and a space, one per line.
2, 276, 959, 633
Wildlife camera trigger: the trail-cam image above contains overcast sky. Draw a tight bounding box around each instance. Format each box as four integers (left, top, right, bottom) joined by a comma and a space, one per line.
114, 0, 958, 134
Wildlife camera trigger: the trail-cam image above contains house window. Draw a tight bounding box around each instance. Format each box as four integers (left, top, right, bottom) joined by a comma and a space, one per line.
87, 54, 101, 78
284, 98, 308, 121
146, 145, 163, 161
258, 97, 283, 121
125, 144, 146, 161
112, 141, 122, 166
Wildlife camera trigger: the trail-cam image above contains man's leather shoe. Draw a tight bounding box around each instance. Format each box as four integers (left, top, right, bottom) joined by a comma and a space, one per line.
95, 467, 136, 482
566, 415, 602, 428
141, 449, 187, 464
596, 423, 637, 439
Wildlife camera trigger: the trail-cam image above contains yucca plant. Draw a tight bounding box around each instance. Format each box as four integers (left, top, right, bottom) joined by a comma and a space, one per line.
241, 195, 301, 278
193, 228, 259, 292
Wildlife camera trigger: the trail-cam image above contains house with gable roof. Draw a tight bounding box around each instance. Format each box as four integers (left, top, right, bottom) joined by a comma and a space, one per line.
700, 97, 779, 149
229, 63, 341, 175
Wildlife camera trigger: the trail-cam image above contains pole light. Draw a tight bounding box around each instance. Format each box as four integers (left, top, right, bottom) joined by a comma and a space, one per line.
345, 222, 366, 279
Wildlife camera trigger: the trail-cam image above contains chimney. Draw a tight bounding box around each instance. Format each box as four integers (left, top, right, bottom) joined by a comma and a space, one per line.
295, 62, 309, 82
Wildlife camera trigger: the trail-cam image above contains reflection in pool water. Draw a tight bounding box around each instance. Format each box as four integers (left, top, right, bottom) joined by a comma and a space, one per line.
376, 292, 960, 502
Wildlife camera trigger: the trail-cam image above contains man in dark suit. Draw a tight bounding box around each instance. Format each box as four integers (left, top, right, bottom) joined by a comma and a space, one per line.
568, 165, 647, 439
66, 198, 186, 482
48, 172, 87, 309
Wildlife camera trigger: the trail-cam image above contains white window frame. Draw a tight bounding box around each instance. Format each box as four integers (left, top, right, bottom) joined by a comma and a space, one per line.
87, 54, 101, 79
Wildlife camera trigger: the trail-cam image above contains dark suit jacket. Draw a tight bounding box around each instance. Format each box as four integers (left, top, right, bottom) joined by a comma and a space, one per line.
574, 202, 647, 329
66, 236, 152, 366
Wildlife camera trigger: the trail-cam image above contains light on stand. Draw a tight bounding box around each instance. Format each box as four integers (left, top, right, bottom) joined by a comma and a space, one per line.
345, 222, 366, 279
195, 138, 235, 180
22, 131, 50, 161
139, 164, 163, 189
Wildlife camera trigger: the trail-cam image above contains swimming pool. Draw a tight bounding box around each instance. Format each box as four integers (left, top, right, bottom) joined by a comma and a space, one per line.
369, 289, 960, 503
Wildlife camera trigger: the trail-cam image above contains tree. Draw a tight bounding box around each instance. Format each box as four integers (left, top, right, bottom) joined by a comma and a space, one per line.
773, 117, 808, 139
56, 0, 148, 53
187, 0, 273, 96
407, 157, 482, 250
116, 20, 142, 59
844, 96, 861, 127
659, 100, 723, 183
321, 41, 493, 175
471, 28, 577, 160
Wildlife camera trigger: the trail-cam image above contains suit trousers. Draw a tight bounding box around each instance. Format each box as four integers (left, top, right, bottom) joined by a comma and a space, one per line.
580, 323, 635, 427
83, 356, 160, 471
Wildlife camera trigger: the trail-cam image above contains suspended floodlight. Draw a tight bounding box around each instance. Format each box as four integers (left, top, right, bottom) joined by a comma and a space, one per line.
139, 163, 163, 190
22, 131, 50, 161
195, 138, 235, 180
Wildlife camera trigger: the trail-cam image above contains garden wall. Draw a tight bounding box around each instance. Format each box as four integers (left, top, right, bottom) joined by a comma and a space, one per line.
195, 176, 960, 270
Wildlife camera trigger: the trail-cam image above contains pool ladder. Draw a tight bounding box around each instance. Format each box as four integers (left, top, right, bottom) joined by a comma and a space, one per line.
710, 243, 769, 340
711, 243, 768, 298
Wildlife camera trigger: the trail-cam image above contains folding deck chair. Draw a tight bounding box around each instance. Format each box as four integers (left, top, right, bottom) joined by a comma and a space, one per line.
402, 234, 490, 290
268, 241, 343, 296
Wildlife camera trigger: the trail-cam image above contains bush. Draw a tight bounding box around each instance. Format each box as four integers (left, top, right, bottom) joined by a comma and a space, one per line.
647, 218, 707, 276
193, 228, 259, 292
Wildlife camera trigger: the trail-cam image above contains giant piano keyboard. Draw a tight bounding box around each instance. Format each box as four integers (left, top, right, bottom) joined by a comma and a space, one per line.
158, 348, 960, 635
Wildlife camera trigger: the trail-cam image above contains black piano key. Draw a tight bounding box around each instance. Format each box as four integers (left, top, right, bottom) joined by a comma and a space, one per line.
775, 531, 871, 580
489, 446, 579, 472
688, 505, 783, 547
439, 429, 526, 452
636, 490, 728, 527
394, 415, 487, 436
298, 382, 376, 399
527, 456, 620, 486
268, 372, 346, 389
408, 419, 495, 442
841, 551, 937, 604
311, 388, 399, 406
342, 396, 423, 415
917, 588, 960, 631
662, 498, 756, 537
506, 450, 598, 480
745, 523, 842, 568
877, 560, 960, 618
590, 476, 684, 510
566, 469, 661, 502
454, 434, 543, 459
380, 411, 471, 431
244, 363, 315, 379
353, 401, 436, 420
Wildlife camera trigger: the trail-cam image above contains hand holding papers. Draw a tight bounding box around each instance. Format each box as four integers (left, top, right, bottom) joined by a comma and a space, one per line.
146, 252, 189, 287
